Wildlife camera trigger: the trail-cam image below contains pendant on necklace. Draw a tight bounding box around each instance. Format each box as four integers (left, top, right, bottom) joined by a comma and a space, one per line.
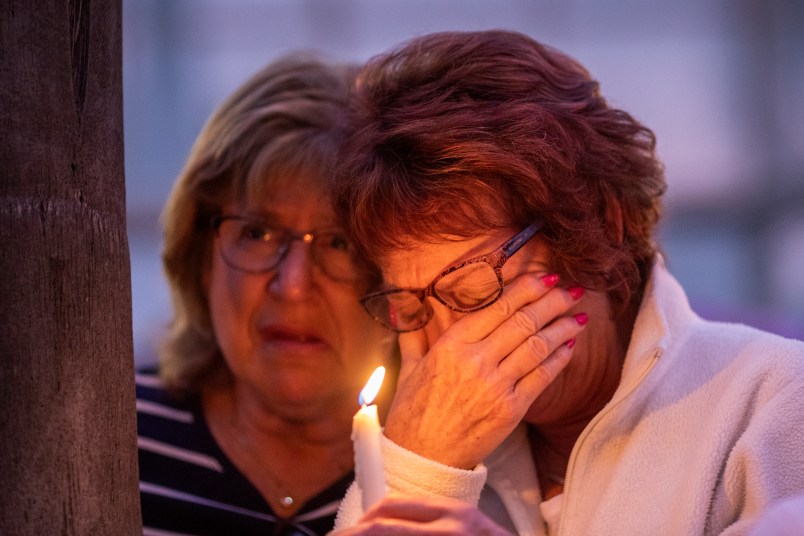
280, 496, 294, 508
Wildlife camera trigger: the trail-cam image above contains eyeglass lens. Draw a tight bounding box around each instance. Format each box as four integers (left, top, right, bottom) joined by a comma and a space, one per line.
363, 262, 502, 331
434, 262, 502, 309
215, 217, 359, 281
361, 223, 540, 332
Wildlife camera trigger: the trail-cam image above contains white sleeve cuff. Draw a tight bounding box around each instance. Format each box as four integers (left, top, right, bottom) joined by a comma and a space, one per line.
332, 433, 488, 531
382, 433, 488, 504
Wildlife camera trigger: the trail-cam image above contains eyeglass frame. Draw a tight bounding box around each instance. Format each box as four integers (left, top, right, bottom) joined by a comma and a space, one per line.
360, 222, 542, 332
209, 214, 362, 283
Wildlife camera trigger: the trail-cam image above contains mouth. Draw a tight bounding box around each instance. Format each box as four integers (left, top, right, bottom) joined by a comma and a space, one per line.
259, 326, 327, 346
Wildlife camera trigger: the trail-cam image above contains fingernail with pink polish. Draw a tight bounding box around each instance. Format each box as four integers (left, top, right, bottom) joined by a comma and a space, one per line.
566, 338, 576, 349
540, 273, 560, 287
574, 312, 589, 326
567, 286, 585, 300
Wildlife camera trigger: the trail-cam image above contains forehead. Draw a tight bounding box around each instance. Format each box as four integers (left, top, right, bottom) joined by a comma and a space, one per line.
237, 171, 336, 225
381, 230, 511, 288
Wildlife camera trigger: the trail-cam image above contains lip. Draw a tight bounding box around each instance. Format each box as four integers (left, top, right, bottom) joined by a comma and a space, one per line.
258, 324, 329, 349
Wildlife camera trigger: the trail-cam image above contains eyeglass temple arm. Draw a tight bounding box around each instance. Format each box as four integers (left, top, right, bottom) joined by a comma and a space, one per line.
502, 223, 541, 256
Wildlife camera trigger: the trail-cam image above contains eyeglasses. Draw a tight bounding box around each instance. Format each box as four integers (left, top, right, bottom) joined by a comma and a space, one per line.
211, 215, 362, 283
360, 223, 541, 332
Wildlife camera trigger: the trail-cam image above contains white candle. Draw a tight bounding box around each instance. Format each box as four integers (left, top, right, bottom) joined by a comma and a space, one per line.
352, 366, 387, 511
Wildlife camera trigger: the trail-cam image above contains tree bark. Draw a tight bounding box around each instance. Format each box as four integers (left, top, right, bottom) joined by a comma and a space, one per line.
0, 0, 141, 533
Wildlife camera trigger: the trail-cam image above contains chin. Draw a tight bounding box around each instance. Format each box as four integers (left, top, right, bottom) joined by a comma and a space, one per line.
267, 372, 343, 403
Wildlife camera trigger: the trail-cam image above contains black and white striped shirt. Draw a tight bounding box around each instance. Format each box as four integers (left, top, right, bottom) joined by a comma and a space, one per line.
136, 371, 352, 536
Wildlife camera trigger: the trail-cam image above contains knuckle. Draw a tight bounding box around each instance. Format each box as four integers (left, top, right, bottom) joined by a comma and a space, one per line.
492, 294, 515, 318
526, 272, 546, 290
496, 400, 521, 423
521, 272, 548, 296
540, 348, 571, 383
538, 363, 559, 384
527, 332, 551, 356
510, 309, 540, 334
541, 365, 562, 385
459, 355, 484, 376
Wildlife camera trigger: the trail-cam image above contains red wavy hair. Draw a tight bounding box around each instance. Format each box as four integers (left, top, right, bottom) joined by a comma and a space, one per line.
334, 30, 666, 311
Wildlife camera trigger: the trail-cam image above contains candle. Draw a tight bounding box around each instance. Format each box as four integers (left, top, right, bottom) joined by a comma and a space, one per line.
352, 366, 387, 511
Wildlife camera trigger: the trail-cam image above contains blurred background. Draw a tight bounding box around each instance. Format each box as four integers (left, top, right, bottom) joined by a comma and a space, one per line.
124, 0, 804, 367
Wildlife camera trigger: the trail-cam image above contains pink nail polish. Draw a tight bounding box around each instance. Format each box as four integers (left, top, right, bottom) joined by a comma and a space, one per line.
567, 286, 585, 300
540, 273, 560, 287
573, 312, 589, 326
566, 338, 576, 349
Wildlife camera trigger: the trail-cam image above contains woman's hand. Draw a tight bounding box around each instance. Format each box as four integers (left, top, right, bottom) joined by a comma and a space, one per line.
383, 273, 585, 469
334, 495, 514, 536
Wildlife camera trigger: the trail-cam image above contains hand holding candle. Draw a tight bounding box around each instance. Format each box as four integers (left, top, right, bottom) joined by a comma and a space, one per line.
352, 366, 387, 511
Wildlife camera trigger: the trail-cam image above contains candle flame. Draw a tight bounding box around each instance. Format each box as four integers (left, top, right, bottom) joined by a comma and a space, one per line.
358, 366, 386, 406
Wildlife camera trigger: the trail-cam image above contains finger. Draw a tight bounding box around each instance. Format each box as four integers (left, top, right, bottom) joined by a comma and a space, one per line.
334, 520, 433, 536
485, 284, 580, 362
397, 330, 429, 384
497, 312, 587, 382
449, 272, 557, 343
362, 496, 448, 524
360, 496, 514, 536
348, 518, 455, 536
361, 495, 492, 526
513, 340, 575, 400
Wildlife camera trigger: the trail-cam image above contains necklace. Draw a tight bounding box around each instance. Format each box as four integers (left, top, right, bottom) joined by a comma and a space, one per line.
224, 424, 302, 512
257, 459, 301, 512
206, 387, 354, 513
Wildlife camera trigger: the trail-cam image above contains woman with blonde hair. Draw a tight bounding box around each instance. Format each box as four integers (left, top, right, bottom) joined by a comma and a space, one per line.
136, 53, 395, 535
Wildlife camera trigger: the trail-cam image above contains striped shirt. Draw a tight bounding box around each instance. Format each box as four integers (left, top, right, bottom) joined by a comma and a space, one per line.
136, 371, 353, 536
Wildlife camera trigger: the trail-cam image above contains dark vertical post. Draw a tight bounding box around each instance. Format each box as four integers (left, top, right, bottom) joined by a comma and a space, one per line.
0, 0, 141, 533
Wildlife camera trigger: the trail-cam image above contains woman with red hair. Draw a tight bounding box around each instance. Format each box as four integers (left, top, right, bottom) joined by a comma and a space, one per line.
331, 30, 804, 535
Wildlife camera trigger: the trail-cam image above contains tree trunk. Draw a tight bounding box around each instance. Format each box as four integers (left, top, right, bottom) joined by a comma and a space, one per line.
0, 0, 141, 533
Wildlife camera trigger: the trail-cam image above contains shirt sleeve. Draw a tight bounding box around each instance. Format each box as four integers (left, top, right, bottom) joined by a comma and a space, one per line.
333, 433, 488, 530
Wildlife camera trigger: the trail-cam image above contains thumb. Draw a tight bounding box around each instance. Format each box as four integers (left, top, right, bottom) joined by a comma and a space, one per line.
397, 330, 428, 383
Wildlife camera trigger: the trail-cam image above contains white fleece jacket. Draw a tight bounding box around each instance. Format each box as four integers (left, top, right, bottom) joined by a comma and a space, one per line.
334, 261, 804, 535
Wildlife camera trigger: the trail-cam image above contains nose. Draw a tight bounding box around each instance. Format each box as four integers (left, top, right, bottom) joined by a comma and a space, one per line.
267, 241, 315, 301
425, 298, 464, 334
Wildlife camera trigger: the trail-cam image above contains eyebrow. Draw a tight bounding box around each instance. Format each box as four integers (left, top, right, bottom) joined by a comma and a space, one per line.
238, 212, 342, 231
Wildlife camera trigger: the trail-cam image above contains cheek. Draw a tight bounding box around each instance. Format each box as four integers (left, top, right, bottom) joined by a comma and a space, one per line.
330, 288, 392, 357
207, 257, 258, 337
